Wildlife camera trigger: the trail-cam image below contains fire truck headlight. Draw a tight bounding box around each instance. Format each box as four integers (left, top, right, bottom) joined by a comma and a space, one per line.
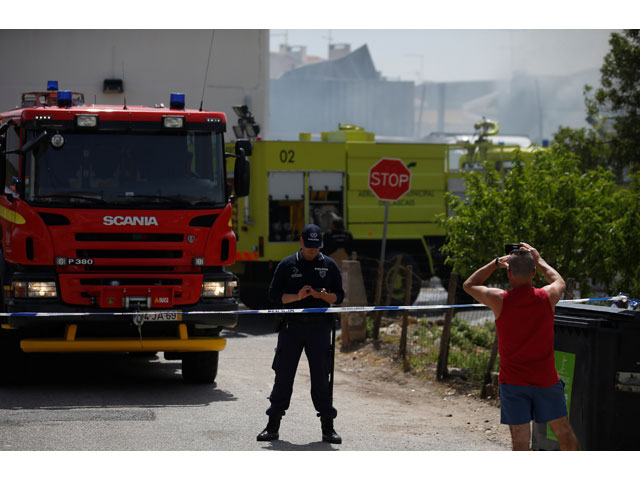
12, 281, 27, 298
202, 281, 226, 298
27, 282, 58, 298
12, 281, 58, 298
76, 114, 98, 128
163, 116, 184, 129
226, 280, 238, 297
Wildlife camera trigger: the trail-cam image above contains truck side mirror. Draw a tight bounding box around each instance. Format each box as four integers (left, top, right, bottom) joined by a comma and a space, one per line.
233, 148, 250, 198
235, 140, 252, 157
21, 130, 49, 154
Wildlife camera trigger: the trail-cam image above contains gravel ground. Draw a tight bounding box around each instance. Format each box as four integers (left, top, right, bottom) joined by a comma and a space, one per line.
333, 336, 511, 451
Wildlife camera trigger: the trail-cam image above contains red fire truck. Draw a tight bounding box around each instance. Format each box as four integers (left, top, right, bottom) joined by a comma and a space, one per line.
0, 82, 251, 384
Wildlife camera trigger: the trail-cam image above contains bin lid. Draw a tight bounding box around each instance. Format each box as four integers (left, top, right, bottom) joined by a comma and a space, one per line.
555, 303, 640, 328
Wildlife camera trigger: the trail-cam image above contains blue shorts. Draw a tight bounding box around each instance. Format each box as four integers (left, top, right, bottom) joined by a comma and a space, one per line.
499, 380, 568, 425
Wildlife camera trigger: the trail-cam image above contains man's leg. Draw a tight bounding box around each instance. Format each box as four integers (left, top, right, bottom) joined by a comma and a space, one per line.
305, 321, 336, 419
500, 383, 533, 450
533, 381, 579, 450
305, 321, 340, 444
508, 423, 531, 450
548, 416, 579, 450
266, 324, 304, 417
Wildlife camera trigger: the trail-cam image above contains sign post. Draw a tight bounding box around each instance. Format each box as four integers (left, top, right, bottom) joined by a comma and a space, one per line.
368, 158, 412, 339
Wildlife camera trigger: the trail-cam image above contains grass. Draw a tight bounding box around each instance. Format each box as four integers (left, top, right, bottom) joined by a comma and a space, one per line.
366, 314, 499, 383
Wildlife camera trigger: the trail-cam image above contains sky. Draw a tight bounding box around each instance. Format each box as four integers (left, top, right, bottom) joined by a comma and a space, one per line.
270, 29, 617, 83
2, 1, 634, 86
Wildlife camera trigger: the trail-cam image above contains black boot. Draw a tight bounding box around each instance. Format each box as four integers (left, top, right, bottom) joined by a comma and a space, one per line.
256, 415, 281, 441
321, 417, 342, 444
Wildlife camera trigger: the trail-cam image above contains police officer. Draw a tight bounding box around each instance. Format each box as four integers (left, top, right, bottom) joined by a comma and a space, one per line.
322, 217, 354, 258
257, 224, 345, 444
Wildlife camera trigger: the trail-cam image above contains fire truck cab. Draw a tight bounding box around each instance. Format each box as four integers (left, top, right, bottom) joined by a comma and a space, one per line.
0, 82, 250, 384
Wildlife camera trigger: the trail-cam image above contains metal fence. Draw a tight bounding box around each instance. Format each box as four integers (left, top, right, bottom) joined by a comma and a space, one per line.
349, 259, 636, 397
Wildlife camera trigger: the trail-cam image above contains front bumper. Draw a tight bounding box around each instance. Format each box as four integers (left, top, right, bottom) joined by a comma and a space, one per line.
4, 297, 238, 329
19, 323, 226, 353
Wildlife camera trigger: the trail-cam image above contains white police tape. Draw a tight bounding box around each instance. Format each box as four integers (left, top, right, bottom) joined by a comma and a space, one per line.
0, 295, 633, 317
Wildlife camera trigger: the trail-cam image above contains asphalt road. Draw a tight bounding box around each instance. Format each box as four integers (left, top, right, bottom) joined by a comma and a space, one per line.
0, 314, 507, 452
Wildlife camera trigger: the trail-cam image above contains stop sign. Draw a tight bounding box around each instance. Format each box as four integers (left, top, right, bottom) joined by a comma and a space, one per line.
368, 157, 412, 201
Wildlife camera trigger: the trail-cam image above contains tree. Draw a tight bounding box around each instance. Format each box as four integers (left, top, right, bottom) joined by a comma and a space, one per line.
440, 149, 623, 296
608, 173, 640, 297
554, 29, 640, 177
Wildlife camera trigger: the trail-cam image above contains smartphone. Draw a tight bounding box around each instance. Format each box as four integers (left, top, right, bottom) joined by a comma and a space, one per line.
505, 243, 522, 254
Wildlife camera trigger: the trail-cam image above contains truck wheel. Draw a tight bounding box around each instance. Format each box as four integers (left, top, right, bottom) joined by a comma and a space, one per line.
383, 252, 422, 306
182, 351, 218, 384
0, 330, 25, 385
129, 351, 158, 358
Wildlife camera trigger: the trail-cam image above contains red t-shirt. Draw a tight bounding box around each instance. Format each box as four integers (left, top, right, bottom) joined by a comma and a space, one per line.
495, 286, 559, 387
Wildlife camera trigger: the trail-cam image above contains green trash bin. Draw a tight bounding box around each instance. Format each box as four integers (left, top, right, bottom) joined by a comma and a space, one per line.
532, 303, 640, 450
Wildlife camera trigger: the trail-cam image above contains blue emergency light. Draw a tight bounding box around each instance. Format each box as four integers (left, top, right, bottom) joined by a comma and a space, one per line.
170, 93, 185, 110
57, 90, 73, 107
47, 80, 59, 91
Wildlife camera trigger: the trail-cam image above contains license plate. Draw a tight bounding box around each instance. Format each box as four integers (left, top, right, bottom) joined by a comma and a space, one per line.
133, 311, 182, 323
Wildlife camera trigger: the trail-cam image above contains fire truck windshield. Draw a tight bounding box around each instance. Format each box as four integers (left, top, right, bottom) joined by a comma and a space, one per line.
25, 130, 227, 207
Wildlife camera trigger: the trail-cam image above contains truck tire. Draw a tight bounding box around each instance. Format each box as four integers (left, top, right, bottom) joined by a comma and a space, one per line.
0, 252, 25, 385
129, 351, 158, 358
0, 330, 25, 385
181, 351, 218, 384
383, 252, 422, 306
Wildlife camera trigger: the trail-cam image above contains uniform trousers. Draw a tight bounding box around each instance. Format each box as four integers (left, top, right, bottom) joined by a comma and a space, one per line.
266, 316, 337, 419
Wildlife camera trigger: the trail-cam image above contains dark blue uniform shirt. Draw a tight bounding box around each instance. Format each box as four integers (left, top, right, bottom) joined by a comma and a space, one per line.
268, 249, 345, 308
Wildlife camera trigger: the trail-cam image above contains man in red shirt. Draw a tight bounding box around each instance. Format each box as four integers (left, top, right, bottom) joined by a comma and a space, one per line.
463, 242, 579, 450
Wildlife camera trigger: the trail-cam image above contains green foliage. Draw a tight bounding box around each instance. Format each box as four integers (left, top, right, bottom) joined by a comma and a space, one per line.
553, 29, 640, 177
365, 314, 375, 339
440, 149, 624, 296
608, 173, 640, 296
553, 125, 611, 172
408, 316, 497, 382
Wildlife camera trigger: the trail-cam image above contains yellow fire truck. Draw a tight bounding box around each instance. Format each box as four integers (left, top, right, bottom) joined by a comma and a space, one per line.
226, 120, 535, 309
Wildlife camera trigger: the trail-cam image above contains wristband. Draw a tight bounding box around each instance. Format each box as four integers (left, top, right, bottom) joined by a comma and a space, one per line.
495, 257, 499, 267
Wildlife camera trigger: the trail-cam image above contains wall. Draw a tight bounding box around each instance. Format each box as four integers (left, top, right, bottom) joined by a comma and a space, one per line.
0, 30, 269, 137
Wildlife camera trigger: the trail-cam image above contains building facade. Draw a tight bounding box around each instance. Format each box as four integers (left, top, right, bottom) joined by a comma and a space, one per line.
0, 30, 269, 137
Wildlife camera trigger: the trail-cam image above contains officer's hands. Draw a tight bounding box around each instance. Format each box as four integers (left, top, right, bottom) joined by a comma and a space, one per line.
297, 285, 313, 301
309, 288, 327, 299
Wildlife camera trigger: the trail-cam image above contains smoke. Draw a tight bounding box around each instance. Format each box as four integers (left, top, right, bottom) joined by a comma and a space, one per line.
269, 31, 613, 141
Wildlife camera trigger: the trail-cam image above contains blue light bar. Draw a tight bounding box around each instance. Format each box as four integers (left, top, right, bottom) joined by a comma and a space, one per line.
170, 93, 185, 110
58, 90, 73, 107
47, 80, 59, 91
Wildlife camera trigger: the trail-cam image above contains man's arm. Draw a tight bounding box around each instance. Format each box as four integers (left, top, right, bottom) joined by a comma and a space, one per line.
463, 256, 509, 317
520, 242, 565, 308
282, 286, 314, 304
309, 288, 337, 304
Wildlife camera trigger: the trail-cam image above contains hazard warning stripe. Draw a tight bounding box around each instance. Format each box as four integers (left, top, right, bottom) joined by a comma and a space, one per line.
236, 251, 259, 261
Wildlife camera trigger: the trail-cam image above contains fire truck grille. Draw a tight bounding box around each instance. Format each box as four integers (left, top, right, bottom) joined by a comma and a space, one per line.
84, 266, 175, 272
79, 278, 182, 286
75, 233, 184, 242
76, 249, 183, 259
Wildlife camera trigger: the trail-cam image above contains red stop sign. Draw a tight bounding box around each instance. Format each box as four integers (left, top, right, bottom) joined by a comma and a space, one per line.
368, 157, 412, 201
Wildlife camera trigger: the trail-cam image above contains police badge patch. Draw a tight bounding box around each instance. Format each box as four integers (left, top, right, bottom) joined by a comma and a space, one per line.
315, 266, 328, 278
